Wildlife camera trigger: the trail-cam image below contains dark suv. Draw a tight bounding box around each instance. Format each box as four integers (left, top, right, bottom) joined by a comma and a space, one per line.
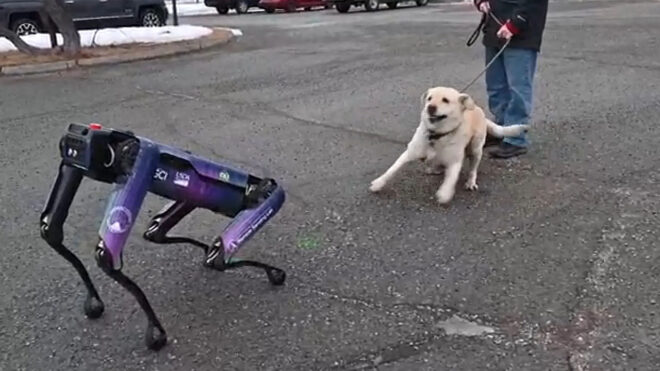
0, 0, 169, 36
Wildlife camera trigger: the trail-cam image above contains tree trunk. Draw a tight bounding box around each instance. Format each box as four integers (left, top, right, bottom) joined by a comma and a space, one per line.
0, 0, 78, 56
38, 10, 58, 48
42, 0, 80, 56
0, 26, 48, 55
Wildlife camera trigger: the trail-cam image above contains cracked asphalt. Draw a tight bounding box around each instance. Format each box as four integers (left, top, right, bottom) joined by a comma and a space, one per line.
1, 0, 659, 369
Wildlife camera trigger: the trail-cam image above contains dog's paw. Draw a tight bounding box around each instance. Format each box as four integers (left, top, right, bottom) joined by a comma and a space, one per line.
464, 179, 479, 191
436, 188, 454, 205
370, 178, 386, 192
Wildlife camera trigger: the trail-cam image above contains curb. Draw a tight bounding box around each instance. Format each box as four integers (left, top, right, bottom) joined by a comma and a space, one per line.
0, 27, 241, 77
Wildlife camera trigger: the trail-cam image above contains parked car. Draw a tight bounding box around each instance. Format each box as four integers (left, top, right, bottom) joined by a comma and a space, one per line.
203, 0, 260, 14
258, 0, 329, 13
0, 0, 168, 36
328, 0, 427, 13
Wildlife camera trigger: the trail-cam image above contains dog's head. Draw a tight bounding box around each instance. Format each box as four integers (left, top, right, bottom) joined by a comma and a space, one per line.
420, 86, 475, 129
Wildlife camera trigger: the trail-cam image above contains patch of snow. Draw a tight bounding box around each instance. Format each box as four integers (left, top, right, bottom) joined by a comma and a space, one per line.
0, 25, 213, 53
166, 2, 219, 16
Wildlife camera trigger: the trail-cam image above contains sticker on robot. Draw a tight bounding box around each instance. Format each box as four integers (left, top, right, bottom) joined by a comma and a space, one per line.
153, 168, 168, 181
174, 172, 190, 187
232, 208, 273, 249
218, 170, 230, 182
107, 206, 133, 234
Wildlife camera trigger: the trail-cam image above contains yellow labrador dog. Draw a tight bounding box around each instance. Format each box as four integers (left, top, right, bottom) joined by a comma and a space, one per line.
369, 86, 529, 205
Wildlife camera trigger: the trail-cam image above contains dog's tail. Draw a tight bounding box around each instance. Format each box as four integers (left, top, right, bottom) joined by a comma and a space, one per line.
486, 119, 529, 138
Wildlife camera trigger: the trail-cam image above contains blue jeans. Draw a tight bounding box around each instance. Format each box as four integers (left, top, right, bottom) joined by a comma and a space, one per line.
485, 46, 538, 148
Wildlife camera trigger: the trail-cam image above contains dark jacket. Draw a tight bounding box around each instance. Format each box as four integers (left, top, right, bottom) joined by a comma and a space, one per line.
474, 0, 549, 51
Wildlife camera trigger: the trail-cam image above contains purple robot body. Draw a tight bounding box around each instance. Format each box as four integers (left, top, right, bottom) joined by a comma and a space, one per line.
148, 145, 248, 216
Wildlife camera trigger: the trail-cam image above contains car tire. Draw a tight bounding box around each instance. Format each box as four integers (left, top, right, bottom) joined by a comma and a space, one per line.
235, 0, 249, 13
415, 0, 428, 6
12, 18, 40, 36
335, 2, 350, 12
216, 6, 229, 13
386, 1, 397, 8
139, 8, 165, 27
364, 0, 379, 11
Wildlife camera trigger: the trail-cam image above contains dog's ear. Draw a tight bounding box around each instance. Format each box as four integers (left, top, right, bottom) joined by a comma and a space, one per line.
458, 93, 475, 111
421, 89, 429, 107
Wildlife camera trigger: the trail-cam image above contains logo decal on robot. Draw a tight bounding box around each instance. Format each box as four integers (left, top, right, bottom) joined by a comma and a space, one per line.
174, 172, 190, 187
107, 206, 133, 234
218, 170, 230, 182
154, 168, 168, 181
233, 208, 274, 249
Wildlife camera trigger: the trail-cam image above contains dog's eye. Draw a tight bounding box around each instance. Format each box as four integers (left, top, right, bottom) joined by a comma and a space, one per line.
442, 97, 449, 103
427, 96, 432, 101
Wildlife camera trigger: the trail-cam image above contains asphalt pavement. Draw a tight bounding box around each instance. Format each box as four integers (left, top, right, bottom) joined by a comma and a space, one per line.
1, 0, 659, 370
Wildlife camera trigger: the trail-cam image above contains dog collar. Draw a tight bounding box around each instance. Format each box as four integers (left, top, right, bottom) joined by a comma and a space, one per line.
427, 127, 457, 141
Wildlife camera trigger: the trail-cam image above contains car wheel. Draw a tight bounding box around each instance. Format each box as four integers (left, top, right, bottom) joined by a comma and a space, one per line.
386, 1, 396, 8
364, 0, 379, 11
235, 0, 249, 13
415, 0, 428, 6
335, 2, 350, 12
12, 18, 40, 36
140, 8, 164, 27
216, 6, 229, 13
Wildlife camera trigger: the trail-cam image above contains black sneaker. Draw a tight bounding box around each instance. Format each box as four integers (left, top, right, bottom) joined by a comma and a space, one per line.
484, 134, 502, 147
489, 142, 527, 159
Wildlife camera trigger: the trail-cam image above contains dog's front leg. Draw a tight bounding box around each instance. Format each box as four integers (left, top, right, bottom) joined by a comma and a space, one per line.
436, 162, 462, 204
370, 129, 426, 192
370, 148, 417, 192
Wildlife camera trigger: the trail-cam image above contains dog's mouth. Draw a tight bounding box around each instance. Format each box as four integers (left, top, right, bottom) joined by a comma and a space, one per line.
428, 114, 447, 123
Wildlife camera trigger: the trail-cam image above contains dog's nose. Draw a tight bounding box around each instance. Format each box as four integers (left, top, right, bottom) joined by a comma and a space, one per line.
427, 104, 437, 116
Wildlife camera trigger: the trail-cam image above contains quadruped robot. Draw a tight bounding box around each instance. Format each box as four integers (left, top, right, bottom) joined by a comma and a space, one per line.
40, 123, 287, 351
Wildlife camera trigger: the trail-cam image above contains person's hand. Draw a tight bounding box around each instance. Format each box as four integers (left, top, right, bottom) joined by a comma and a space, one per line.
497, 23, 514, 40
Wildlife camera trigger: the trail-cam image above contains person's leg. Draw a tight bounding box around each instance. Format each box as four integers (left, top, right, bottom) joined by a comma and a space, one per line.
484, 46, 510, 128
490, 47, 538, 158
